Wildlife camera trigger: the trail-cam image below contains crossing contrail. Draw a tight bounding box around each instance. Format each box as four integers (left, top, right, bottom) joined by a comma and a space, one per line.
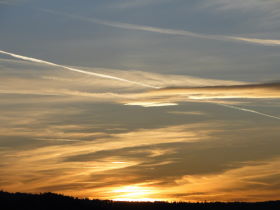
1, 49, 279, 120
0, 50, 160, 89
217, 103, 280, 120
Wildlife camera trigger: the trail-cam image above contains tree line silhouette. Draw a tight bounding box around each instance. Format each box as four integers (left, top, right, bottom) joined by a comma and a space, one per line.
1, 191, 280, 210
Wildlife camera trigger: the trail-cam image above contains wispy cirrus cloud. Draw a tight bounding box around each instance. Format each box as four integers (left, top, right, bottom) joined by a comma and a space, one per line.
1, 50, 279, 120
124, 82, 280, 119
200, 0, 280, 12
2, 118, 280, 201
0, 49, 242, 102
43, 9, 280, 46
0, 123, 210, 195
166, 157, 280, 202
141, 83, 280, 99
121, 82, 280, 110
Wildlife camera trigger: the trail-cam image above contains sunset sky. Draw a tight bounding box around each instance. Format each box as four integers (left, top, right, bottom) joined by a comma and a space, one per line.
1, 0, 280, 202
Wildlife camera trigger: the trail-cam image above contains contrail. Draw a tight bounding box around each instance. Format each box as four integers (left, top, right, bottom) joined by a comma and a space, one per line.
43, 9, 280, 46
0, 50, 160, 89
217, 103, 280, 120
1, 50, 278, 121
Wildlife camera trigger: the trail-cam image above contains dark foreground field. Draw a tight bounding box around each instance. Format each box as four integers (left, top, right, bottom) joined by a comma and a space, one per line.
1, 191, 280, 210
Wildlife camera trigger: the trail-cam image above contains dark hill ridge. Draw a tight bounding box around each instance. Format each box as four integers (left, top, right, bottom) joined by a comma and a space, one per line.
0, 191, 280, 210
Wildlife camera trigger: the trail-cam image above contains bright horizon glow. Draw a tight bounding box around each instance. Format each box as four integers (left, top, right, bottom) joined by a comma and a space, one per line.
112, 198, 159, 202
110, 185, 160, 202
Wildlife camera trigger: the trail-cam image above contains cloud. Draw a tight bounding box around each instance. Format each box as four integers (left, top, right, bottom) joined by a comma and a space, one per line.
231, 37, 280, 46
124, 82, 280, 119
166, 157, 280, 202
0, 88, 130, 101
103, 69, 242, 88
2, 53, 277, 120
125, 102, 178, 107
0, 123, 212, 195
0, 51, 243, 104
126, 83, 280, 108
43, 9, 280, 46
1, 106, 280, 201
141, 83, 280, 99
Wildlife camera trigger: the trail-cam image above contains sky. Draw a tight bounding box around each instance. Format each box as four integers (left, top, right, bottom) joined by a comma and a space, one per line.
0, 0, 280, 202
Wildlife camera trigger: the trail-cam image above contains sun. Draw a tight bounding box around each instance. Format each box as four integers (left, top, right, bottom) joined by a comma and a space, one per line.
111, 185, 159, 202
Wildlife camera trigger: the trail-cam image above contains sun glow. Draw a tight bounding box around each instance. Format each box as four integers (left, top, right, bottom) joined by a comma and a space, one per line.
111, 185, 159, 202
